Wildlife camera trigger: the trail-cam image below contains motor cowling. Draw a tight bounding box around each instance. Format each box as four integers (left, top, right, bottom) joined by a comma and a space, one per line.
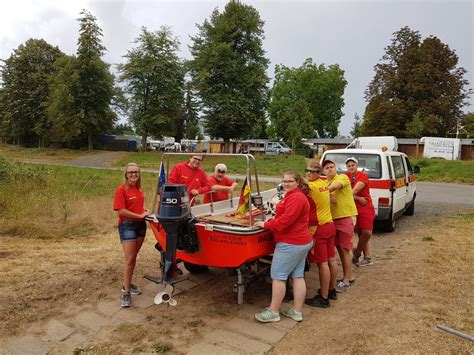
157, 184, 190, 232
156, 184, 191, 282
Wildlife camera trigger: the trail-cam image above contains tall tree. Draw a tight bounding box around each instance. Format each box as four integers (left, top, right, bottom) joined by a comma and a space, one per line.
48, 55, 84, 146
118, 27, 185, 149
75, 9, 115, 150
350, 113, 363, 138
268, 59, 347, 147
0, 39, 63, 147
188, 0, 269, 151
183, 81, 201, 139
363, 26, 471, 137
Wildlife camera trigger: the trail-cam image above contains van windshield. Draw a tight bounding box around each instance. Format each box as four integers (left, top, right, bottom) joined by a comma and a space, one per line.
323, 153, 382, 179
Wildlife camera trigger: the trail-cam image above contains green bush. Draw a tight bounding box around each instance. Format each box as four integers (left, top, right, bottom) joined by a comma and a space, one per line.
0, 156, 46, 183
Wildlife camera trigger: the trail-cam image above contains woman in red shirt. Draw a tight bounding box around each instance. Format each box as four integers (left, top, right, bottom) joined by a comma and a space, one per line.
254, 172, 313, 323
113, 163, 150, 307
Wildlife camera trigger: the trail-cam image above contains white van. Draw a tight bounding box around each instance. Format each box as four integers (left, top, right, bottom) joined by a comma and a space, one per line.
321, 149, 420, 232
243, 140, 292, 155
265, 141, 291, 155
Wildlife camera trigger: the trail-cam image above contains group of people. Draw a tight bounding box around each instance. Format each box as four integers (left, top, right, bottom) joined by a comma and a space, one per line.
254, 157, 375, 323
113, 156, 236, 307
113, 155, 376, 314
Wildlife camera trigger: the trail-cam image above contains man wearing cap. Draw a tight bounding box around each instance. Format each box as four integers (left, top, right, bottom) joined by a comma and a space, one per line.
322, 159, 358, 293
304, 162, 338, 308
345, 157, 375, 267
168, 155, 211, 203
203, 164, 237, 204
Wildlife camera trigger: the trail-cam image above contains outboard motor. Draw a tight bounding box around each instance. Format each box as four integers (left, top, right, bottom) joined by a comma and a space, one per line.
156, 184, 191, 284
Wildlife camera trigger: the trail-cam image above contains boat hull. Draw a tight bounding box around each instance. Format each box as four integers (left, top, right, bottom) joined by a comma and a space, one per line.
149, 221, 275, 268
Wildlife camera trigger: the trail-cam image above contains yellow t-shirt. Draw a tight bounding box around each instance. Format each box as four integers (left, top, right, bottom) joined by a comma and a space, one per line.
308, 179, 332, 225
328, 174, 358, 219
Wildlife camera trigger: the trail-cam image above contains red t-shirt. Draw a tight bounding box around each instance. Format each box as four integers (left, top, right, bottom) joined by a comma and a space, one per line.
345, 171, 374, 210
203, 175, 235, 204
264, 188, 313, 245
307, 195, 318, 227
113, 184, 145, 224
168, 162, 211, 201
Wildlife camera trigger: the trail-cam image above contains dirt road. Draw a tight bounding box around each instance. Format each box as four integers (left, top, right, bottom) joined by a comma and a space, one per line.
1, 196, 472, 354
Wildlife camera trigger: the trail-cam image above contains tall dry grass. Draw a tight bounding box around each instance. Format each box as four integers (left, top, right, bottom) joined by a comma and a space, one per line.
0, 159, 159, 336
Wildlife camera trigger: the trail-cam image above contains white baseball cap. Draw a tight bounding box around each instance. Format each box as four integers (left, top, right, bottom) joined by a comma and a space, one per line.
345, 157, 358, 164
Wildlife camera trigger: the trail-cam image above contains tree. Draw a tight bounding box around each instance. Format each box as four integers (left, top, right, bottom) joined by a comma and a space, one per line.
75, 9, 115, 150
350, 113, 363, 138
183, 81, 201, 139
363, 26, 471, 137
268, 59, 347, 150
406, 111, 424, 157
118, 27, 185, 150
188, 0, 269, 152
109, 122, 135, 135
460, 112, 474, 138
0, 39, 63, 147
48, 55, 84, 146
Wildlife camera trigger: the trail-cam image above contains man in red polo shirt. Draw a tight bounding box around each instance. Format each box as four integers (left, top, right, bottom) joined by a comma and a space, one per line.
168, 155, 211, 203
203, 163, 237, 204
345, 157, 376, 267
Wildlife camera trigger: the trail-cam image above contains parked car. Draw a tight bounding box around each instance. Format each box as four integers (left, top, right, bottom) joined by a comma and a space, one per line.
164, 142, 182, 152
321, 149, 420, 232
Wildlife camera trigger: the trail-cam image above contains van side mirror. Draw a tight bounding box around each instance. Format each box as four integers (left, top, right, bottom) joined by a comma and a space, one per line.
413, 166, 420, 174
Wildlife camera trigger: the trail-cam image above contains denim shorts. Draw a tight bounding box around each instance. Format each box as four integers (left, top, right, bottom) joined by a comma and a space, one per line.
271, 241, 313, 280
118, 220, 147, 242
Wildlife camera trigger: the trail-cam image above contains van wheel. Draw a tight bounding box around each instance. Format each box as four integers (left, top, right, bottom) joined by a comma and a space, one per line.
404, 199, 415, 216
183, 262, 209, 274
381, 217, 396, 233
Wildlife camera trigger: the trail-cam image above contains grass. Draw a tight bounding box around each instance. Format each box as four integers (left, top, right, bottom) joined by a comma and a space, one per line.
151, 341, 173, 353
411, 157, 474, 184
112, 151, 308, 176
114, 152, 474, 184
1, 144, 473, 183
0, 143, 98, 162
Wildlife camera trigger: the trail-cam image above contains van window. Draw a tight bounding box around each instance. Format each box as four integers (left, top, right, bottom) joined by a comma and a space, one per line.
404, 156, 413, 174
323, 153, 382, 179
391, 156, 405, 179
386, 156, 393, 179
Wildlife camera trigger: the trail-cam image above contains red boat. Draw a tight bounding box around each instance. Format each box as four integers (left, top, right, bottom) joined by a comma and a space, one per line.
146, 153, 281, 304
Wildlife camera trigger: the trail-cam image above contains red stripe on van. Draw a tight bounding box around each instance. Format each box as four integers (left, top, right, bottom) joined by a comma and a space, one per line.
368, 180, 392, 189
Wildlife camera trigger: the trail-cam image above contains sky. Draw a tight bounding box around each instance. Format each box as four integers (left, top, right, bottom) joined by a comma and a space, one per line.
1, 0, 472, 136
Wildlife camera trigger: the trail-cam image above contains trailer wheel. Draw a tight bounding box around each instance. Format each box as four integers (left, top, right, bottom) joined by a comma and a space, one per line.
183, 262, 209, 274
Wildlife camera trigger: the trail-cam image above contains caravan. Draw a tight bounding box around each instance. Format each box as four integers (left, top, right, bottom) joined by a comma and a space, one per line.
420, 137, 461, 160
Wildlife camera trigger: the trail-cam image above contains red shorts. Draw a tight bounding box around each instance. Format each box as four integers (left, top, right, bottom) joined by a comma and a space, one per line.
308, 222, 336, 265
356, 207, 375, 231
334, 217, 354, 250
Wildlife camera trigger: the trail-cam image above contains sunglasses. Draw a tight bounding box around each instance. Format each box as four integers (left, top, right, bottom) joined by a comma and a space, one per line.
305, 169, 321, 174
283, 179, 296, 183
217, 169, 226, 173
127, 171, 139, 175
